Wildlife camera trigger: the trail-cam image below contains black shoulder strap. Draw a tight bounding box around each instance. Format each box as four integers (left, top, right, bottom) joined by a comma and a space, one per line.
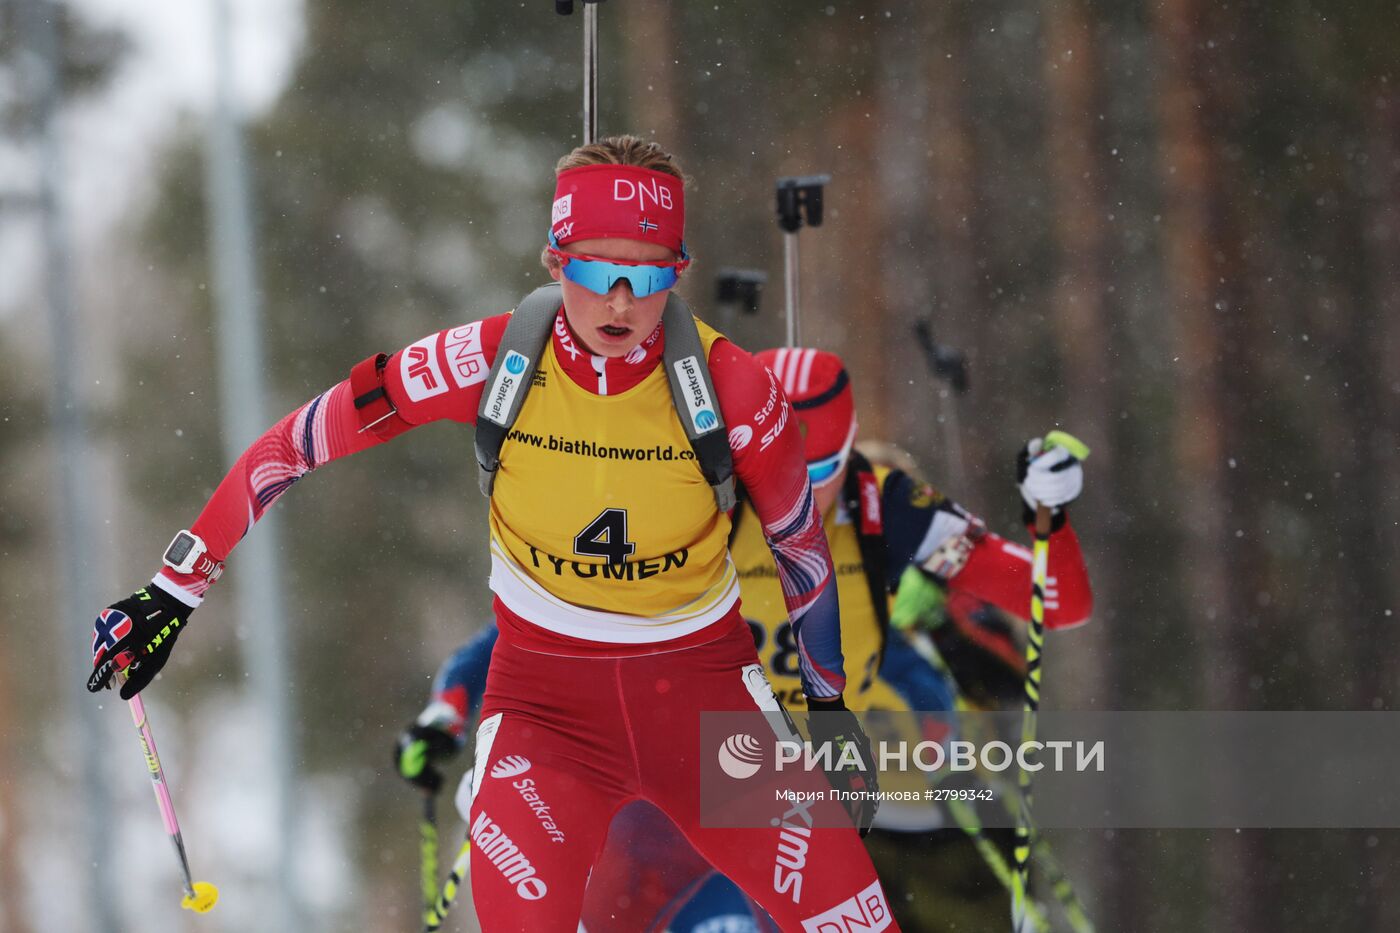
474, 284, 561, 497
474, 284, 735, 511
843, 450, 892, 655
660, 293, 736, 512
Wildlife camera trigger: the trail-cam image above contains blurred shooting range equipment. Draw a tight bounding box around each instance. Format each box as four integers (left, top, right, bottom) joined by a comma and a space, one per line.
775, 174, 830, 347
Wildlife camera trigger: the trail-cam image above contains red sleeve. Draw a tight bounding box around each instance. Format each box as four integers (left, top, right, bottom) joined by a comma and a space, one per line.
950, 521, 1093, 630
153, 314, 510, 606
708, 339, 847, 698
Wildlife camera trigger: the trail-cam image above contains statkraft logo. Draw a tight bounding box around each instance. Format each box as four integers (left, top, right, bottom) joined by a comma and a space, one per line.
484, 352, 529, 425
728, 424, 754, 450
674, 355, 719, 435
491, 755, 532, 779
718, 733, 764, 780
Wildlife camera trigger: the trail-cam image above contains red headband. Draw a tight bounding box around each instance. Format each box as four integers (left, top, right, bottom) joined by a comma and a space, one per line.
550, 164, 685, 254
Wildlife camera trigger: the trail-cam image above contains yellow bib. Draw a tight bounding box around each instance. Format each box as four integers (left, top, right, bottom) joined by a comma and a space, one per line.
487, 320, 737, 640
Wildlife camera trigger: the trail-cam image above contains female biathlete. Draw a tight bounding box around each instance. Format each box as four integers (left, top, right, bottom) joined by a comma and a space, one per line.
86, 137, 894, 931
398, 348, 1093, 929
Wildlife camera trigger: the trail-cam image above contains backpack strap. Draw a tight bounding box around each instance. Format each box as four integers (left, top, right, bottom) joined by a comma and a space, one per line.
474, 284, 562, 496
660, 293, 736, 512
842, 450, 892, 657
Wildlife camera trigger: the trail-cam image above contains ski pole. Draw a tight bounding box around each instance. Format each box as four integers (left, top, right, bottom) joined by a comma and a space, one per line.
554, 0, 604, 144
904, 633, 1050, 931
423, 835, 472, 932
1010, 430, 1089, 933
419, 792, 440, 927
119, 675, 220, 914
972, 767, 1095, 933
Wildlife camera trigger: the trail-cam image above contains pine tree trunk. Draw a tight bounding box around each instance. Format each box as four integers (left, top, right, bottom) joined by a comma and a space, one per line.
923, 3, 986, 491
1039, 2, 1116, 924
1151, 0, 1257, 928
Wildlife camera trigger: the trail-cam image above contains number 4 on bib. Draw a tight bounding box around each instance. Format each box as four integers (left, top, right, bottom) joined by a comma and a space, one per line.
574, 509, 636, 565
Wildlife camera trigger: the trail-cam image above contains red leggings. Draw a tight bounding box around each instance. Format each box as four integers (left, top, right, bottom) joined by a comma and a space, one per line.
467, 615, 898, 932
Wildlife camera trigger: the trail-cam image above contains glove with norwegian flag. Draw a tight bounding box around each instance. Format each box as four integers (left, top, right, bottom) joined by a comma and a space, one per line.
87, 586, 194, 700
807, 697, 880, 836
1016, 436, 1084, 523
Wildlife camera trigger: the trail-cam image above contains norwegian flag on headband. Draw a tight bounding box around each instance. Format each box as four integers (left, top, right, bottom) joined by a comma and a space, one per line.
92, 607, 133, 661
550, 164, 685, 253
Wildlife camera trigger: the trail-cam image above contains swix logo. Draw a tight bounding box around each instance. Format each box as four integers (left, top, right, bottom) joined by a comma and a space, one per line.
444, 322, 489, 389
400, 335, 447, 401
759, 401, 790, 451
773, 798, 815, 904
470, 810, 549, 900
490, 756, 531, 779
554, 314, 582, 361
613, 177, 675, 212
554, 221, 575, 240
800, 880, 893, 932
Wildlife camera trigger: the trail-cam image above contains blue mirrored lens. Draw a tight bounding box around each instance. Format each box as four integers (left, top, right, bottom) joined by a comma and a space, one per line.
806, 456, 842, 484
562, 257, 679, 298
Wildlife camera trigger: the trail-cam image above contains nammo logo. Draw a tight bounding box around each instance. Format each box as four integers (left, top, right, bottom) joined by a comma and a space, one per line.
470, 810, 549, 901
718, 733, 764, 780
696, 409, 718, 431
491, 755, 532, 779
505, 352, 528, 376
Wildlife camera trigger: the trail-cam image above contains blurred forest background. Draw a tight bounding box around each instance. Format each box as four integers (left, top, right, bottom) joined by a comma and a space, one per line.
2, 0, 1398, 930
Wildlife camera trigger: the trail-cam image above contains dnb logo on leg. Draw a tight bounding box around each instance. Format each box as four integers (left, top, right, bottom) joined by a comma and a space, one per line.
801, 880, 893, 932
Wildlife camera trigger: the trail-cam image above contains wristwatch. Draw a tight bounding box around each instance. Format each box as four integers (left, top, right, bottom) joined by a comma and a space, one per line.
162, 530, 224, 582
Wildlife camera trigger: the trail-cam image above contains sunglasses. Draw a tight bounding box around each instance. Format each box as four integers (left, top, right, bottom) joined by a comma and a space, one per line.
806, 451, 847, 485
548, 244, 690, 299
805, 420, 859, 487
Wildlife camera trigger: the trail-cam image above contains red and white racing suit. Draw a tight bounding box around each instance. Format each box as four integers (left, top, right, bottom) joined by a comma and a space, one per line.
154, 308, 898, 932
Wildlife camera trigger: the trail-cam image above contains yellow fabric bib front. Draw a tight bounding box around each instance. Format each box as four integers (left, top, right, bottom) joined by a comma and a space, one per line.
488, 320, 736, 637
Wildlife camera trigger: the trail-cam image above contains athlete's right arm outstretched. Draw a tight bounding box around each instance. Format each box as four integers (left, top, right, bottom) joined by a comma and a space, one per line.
87, 316, 510, 698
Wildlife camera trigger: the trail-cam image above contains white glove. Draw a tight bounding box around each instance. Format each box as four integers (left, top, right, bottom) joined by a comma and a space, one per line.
1017, 437, 1084, 512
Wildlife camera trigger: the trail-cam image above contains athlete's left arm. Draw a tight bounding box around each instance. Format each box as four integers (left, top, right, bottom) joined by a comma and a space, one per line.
881, 471, 1093, 628
708, 339, 846, 699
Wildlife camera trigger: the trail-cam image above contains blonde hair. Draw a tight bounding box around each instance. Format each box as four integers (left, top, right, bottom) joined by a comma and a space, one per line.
541, 136, 687, 271
555, 135, 685, 179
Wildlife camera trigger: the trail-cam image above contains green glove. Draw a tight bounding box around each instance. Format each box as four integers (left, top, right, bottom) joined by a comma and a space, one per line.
891, 565, 948, 632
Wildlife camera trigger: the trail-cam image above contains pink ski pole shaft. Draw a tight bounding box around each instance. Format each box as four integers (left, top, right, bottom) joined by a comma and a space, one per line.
120, 676, 219, 913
